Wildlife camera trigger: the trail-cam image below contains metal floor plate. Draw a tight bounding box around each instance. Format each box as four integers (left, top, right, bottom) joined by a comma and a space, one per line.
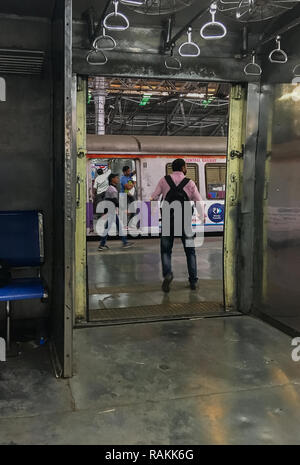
89, 301, 224, 322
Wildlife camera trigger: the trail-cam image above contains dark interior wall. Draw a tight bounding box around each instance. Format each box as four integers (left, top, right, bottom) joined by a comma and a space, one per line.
0, 16, 53, 323
254, 24, 300, 334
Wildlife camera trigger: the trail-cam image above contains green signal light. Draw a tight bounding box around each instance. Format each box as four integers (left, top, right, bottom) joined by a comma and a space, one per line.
139, 94, 151, 106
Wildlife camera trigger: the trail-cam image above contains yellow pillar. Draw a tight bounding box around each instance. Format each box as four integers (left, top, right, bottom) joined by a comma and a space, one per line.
224, 84, 247, 310
75, 77, 87, 321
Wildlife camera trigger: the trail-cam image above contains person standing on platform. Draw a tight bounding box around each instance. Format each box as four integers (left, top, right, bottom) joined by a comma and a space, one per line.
98, 173, 134, 251
93, 167, 111, 214
150, 159, 204, 292
120, 166, 136, 202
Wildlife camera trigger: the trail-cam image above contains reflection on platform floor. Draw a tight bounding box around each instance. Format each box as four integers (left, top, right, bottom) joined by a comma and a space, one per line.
1, 316, 300, 445
87, 237, 223, 320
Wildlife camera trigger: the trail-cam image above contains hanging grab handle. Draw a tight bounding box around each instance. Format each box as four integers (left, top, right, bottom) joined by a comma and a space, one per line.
200, 2, 227, 40
93, 27, 117, 51
164, 45, 182, 70
269, 36, 288, 64
103, 0, 129, 31
293, 64, 300, 77
86, 49, 108, 65
179, 27, 200, 57
244, 51, 262, 76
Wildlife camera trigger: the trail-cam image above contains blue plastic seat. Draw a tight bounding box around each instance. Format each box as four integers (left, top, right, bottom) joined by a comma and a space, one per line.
0, 211, 48, 349
0, 278, 46, 301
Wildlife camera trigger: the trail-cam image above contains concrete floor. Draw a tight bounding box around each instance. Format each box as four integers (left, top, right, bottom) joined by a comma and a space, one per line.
88, 237, 223, 320
1, 316, 300, 445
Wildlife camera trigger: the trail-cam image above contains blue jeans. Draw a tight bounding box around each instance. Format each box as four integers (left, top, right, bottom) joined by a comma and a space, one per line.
100, 215, 127, 246
160, 235, 198, 284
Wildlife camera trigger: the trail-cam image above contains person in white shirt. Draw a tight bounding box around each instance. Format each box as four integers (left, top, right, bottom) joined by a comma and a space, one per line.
93, 167, 111, 213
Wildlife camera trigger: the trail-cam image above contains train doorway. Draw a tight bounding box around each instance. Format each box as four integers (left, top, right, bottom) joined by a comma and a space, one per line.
75, 77, 233, 325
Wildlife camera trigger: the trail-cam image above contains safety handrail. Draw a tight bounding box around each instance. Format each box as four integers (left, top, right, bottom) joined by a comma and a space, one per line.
200, 2, 227, 40
244, 51, 262, 76
93, 27, 117, 51
87, 49, 108, 66
179, 27, 200, 57
269, 36, 288, 64
103, 0, 129, 31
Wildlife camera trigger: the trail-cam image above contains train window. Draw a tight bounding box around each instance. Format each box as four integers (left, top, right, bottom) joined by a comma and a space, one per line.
205, 164, 226, 200
166, 163, 199, 189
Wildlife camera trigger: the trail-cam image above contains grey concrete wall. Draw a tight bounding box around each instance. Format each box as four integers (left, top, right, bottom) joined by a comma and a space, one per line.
0, 17, 53, 322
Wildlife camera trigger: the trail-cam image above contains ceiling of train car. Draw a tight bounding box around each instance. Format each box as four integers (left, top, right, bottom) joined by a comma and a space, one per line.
0, 0, 56, 18
73, 0, 300, 80
73, 0, 300, 32
87, 77, 230, 136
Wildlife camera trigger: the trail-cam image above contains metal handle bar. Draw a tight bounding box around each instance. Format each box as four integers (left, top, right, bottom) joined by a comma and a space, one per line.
217, 0, 238, 13
87, 49, 108, 65
200, 2, 227, 40
293, 64, 300, 77
269, 36, 288, 64
179, 27, 200, 57
244, 51, 262, 76
103, 0, 129, 31
93, 27, 117, 51
120, 0, 144, 5
236, 0, 255, 20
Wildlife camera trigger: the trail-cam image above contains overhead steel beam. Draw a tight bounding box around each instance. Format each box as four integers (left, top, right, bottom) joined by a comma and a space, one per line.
170, 106, 217, 136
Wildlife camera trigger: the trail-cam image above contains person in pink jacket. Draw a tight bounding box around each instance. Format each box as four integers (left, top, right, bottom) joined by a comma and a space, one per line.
150, 159, 204, 292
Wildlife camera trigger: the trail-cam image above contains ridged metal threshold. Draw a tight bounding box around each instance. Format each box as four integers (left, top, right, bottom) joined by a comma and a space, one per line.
89, 301, 224, 323
0, 49, 45, 75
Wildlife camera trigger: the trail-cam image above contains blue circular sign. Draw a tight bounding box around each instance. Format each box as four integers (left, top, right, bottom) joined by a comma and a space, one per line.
208, 203, 224, 223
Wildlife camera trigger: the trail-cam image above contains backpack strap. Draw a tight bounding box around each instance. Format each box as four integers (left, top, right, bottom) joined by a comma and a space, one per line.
165, 175, 177, 191
177, 177, 190, 192
165, 175, 190, 193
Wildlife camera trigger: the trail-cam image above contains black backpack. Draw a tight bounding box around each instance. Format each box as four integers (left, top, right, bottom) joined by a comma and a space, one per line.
164, 175, 190, 205
163, 176, 193, 236
0, 260, 11, 288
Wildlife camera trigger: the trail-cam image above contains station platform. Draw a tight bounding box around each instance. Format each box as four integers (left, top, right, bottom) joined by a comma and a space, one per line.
87, 237, 224, 323
0, 315, 300, 445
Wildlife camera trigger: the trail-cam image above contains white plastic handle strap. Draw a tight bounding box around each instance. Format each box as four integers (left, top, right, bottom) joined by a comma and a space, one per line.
244, 51, 262, 76
93, 27, 117, 51
179, 27, 200, 57
293, 64, 300, 77
269, 36, 288, 64
200, 2, 227, 40
103, 0, 129, 31
164, 56, 182, 70
165, 44, 182, 70
120, 0, 144, 5
86, 49, 108, 66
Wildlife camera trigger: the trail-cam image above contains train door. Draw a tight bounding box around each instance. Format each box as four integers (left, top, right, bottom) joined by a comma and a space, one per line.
74, 77, 234, 327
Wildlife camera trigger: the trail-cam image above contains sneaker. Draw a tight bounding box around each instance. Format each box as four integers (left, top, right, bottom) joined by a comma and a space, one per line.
122, 242, 134, 249
190, 282, 198, 291
162, 273, 173, 293
98, 245, 109, 251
